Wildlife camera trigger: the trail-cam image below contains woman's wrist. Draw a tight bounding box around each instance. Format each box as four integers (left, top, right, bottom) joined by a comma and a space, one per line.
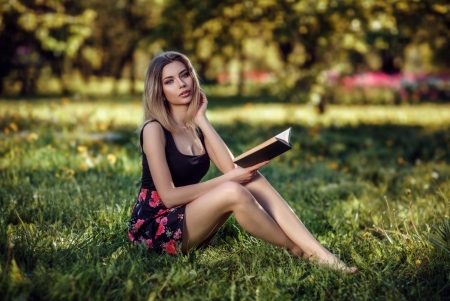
194, 114, 209, 128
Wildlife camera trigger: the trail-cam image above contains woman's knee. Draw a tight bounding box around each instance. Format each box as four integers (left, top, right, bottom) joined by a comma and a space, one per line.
218, 181, 253, 204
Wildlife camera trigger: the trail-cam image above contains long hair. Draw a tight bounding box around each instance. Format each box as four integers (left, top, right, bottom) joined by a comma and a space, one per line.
142, 51, 201, 134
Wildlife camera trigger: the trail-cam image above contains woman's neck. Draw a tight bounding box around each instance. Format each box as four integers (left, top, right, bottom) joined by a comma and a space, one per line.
170, 105, 189, 126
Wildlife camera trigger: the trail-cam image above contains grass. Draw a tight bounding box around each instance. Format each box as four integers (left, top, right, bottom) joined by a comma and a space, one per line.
1, 97, 450, 300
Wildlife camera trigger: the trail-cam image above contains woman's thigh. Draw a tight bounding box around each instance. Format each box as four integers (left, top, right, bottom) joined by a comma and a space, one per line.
182, 181, 249, 251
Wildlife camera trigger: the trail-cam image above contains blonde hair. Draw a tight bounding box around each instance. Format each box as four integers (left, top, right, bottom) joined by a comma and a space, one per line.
142, 51, 201, 133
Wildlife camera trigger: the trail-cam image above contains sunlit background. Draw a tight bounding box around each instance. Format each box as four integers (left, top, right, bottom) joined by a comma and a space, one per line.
1, 0, 449, 103
1, 1, 450, 300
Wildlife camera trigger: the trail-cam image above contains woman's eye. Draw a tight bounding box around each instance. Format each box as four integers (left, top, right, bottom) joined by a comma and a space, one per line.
181, 73, 189, 78
165, 79, 173, 84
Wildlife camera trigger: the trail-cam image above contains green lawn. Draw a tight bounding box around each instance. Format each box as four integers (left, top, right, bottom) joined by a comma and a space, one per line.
1, 98, 450, 300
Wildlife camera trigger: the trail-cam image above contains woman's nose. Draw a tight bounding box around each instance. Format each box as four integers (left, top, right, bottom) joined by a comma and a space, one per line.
177, 78, 186, 88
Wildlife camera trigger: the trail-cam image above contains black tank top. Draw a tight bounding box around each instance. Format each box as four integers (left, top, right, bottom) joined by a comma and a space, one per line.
140, 120, 210, 190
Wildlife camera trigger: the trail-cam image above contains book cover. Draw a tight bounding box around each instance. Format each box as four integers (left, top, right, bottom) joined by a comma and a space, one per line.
233, 128, 292, 168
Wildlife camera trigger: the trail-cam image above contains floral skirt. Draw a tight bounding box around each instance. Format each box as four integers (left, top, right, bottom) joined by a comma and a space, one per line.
128, 188, 185, 255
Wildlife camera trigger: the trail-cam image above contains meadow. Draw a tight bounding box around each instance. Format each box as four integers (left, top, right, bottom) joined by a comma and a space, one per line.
1, 97, 450, 300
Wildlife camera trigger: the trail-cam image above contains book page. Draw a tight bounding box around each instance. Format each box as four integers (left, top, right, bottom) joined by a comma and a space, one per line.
275, 128, 291, 144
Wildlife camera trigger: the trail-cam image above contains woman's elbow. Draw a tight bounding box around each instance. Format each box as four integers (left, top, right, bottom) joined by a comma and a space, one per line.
219, 162, 237, 174
159, 194, 176, 208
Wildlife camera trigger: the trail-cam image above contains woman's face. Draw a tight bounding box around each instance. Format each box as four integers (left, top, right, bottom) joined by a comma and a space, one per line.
161, 60, 193, 106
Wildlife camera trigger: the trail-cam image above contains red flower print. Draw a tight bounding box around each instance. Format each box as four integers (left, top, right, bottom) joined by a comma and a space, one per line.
138, 189, 148, 202
149, 199, 160, 208
134, 219, 145, 233
173, 228, 182, 240
156, 217, 167, 225
154, 209, 168, 218
155, 223, 165, 238
164, 239, 177, 255
149, 191, 162, 208
151, 191, 160, 201
146, 239, 153, 249
128, 232, 134, 241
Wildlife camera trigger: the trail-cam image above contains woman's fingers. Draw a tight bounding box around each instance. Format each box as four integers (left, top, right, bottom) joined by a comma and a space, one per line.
228, 161, 270, 183
248, 160, 270, 172
199, 89, 207, 101
245, 161, 270, 179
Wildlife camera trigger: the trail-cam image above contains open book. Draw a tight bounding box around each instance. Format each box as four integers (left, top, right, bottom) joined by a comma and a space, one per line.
233, 128, 292, 168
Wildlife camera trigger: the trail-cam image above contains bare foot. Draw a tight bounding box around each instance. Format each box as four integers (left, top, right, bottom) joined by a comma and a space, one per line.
311, 253, 358, 274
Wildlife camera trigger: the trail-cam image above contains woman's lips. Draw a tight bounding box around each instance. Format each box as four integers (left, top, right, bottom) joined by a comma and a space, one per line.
179, 90, 190, 97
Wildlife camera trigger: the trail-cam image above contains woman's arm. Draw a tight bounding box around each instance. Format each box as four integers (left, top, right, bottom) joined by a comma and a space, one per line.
194, 91, 236, 173
143, 122, 268, 208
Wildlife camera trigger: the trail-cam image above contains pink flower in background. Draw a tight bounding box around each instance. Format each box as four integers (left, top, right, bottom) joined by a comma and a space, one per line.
138, 189, 148, 202
146, 239, 153, 249
128, 232, 134, 241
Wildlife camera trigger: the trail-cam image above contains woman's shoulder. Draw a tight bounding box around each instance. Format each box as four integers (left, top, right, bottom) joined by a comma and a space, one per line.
143, 120, 166, 135
141, 120, 167, 146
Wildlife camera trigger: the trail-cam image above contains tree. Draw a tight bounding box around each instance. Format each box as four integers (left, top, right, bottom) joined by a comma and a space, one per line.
0, 0, 96, 95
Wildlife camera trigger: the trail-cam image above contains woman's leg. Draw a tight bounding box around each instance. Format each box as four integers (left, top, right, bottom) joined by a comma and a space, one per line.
182, 181, 303, 256
244, 172, 356, 271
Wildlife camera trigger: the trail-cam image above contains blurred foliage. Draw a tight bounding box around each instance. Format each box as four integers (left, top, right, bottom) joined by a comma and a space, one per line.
0, 0, 449, 98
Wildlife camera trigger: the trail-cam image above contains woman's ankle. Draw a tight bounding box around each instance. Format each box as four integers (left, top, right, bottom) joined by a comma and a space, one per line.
288, 245, 304, 257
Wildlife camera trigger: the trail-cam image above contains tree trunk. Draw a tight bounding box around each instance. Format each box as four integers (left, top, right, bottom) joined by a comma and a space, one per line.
129, 58, 136, 95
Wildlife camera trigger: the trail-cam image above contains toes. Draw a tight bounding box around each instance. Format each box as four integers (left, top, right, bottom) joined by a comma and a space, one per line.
346, 267, 358, 274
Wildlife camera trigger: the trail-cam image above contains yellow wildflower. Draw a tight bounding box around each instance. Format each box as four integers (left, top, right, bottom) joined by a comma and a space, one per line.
329, 162, 339, 170
61, 97, 70, 105
10, 259, 24, 282
27, 133, 38, 142
9, 122, 18, 132
98, 123, 108, 131
79, 163, 88, 171
66, 169, 75, 176
107, 154, 117, 165
415, 259, 421, 265
363, 232, 370, 237
4, 127, 10, 135
77, 145, 88, 152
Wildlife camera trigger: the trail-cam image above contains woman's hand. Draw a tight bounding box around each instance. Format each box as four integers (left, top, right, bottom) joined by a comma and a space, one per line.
194, 89, 208, 124
226, 161, 270, 184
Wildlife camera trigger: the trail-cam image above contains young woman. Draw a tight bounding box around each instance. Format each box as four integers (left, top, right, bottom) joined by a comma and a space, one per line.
128, 51, 357, 273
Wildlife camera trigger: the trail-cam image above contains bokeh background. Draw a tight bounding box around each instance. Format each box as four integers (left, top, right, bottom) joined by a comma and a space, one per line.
2, 1, 450, 300
1, 0, 449, 104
